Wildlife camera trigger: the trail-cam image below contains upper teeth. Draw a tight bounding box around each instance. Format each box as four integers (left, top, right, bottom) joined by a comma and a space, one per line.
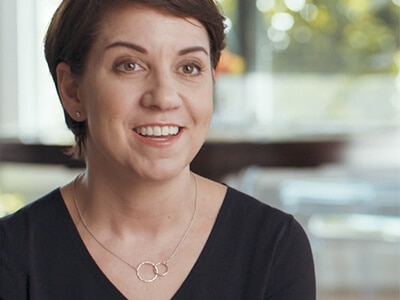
135, 126, 179, 136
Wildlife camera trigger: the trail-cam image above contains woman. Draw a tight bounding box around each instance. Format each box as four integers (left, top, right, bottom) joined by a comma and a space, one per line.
0, 0, 315, 299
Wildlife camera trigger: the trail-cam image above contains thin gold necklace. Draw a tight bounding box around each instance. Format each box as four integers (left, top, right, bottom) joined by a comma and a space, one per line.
72, 173, 198, 283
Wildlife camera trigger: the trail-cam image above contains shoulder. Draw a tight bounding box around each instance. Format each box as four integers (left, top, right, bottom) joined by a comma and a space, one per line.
197, 177, 292, 230
223, 186, 295, 226
223, 187, 316, 297
0, 189, 64, 297
1, 188, 62, 222
0, 189, 63, 239
221, 186, 312, 257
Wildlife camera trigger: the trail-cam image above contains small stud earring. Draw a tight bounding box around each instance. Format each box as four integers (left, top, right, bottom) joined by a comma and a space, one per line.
75, 111, 81, 118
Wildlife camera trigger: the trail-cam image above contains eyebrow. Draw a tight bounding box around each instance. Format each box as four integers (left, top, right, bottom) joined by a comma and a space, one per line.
105, 41, 147, 53
178, 46, 209, 56
104, 41, 209, 56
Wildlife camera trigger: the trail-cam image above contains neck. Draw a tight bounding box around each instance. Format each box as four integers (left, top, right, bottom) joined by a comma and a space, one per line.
73, 170, 196, 238
71, 171, 199, 284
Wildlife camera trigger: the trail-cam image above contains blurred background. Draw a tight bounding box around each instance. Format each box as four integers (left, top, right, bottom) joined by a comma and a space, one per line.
0, 0, 399, 299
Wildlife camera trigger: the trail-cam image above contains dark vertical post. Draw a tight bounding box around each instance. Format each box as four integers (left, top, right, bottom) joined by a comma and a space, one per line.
237, 0, 258, 71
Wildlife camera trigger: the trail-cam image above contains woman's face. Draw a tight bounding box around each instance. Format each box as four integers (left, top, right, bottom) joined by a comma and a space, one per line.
76, 5, 214, 181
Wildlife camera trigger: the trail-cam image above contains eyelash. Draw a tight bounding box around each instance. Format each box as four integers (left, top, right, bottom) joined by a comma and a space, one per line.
178, 62, 203, 76
114, 61, 144, 73
113, 59, 204, 77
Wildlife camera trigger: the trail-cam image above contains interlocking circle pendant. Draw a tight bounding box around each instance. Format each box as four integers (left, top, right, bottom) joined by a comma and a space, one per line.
156, 262, 169, 277
136, 261, 169, 283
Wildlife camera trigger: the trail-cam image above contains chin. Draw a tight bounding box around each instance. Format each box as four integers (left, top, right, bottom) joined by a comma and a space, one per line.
133, 161, 190, 183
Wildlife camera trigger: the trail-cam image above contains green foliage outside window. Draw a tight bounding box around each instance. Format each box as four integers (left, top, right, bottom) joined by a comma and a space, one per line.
220, 0, 399, 74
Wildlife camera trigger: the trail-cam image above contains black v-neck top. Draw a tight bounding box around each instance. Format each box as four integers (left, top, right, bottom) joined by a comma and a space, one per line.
1, 187, 315, 299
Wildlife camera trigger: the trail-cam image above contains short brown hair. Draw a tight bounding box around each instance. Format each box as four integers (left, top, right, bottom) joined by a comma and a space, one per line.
44, 0, 226, 159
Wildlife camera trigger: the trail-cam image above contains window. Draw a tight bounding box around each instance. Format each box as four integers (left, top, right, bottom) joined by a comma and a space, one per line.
0, 1, 398, 298
0, 0, 67, 143
214, 0, 400, 137
0, 0, 399, 141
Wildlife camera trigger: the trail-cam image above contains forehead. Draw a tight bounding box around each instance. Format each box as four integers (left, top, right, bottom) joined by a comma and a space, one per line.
94, 4, 210, 50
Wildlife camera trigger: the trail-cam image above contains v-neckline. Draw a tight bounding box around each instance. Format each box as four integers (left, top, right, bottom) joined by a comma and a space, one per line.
56, 187, 232, 299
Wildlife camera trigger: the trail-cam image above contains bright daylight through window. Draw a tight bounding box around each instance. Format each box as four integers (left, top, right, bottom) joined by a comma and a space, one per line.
213, 0, 399, 139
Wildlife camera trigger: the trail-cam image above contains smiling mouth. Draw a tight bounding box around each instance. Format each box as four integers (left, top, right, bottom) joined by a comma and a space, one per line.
134, 125, 180, 137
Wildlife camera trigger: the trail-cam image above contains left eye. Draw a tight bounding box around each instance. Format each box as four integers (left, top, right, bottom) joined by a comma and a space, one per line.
179, 64, 201, 75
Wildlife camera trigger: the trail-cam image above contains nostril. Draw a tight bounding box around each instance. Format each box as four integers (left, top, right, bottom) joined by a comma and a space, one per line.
140, 84, 182, 110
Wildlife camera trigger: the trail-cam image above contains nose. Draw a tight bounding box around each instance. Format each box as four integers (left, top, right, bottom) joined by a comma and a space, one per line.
140, 71, 182, 110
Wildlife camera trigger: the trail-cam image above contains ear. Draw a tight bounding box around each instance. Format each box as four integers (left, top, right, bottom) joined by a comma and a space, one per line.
56, 62, 86, 121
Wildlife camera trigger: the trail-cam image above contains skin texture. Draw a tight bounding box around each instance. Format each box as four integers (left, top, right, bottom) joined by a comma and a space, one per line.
57, 5, 227, 299
58, 5, 214, 183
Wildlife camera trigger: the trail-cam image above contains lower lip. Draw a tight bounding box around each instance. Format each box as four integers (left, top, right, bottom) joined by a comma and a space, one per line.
133, 130, 182, 147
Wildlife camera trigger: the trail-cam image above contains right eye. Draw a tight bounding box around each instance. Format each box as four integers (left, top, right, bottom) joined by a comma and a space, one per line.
114, 61, 145, 73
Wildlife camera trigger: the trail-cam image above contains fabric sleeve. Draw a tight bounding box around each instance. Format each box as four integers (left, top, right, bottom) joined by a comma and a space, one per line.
0, 214, 29, 300
264, 216, 316, 300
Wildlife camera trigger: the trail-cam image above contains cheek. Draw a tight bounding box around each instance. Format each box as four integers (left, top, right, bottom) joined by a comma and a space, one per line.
201, 86, 214, 117
192, 90, 214, 128
83, 79, 133, 118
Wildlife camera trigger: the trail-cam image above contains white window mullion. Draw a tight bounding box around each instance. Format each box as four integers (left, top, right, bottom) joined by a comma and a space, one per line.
35, 0, 69, 144
16, 0, 38, 142
0, 0, 19, 138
